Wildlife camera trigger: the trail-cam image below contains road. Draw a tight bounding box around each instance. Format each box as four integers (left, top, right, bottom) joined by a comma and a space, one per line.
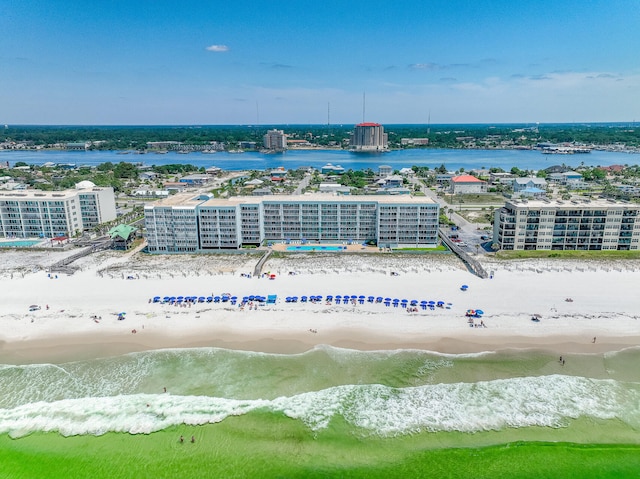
408, 177, 493, 256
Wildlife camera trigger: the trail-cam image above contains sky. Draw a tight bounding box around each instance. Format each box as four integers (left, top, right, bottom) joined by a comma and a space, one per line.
1, 0, 639, 125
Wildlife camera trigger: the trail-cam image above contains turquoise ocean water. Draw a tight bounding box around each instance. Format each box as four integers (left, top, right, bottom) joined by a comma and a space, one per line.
1, 345, 639, 442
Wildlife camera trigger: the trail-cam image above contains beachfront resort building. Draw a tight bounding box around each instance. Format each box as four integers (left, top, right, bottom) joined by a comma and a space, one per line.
349, 123, 388, 151
0, 181, 117, 238
493, 198, 640, 251
144, 194, 440, 252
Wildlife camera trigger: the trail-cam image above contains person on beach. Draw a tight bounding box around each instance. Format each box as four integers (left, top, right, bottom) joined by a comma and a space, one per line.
592, 337, 597, 343
191, 436, 195, 443
180, 436, 184, 443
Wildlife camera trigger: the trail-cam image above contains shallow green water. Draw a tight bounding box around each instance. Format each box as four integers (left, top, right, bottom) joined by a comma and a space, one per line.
1, 346, 640, 477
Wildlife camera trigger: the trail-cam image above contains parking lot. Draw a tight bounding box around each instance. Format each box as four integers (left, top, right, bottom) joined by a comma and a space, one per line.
446, 226, 492, 254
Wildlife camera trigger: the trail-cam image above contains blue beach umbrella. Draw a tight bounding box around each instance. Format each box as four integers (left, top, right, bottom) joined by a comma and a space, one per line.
475, 309, 484, 315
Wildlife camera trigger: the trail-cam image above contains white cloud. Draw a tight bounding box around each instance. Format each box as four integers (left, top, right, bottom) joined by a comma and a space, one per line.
205, 44, 229, 52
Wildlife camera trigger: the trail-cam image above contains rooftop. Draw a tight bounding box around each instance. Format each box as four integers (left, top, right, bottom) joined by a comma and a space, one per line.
452, 175, 485, 183
149, 193, 438, 208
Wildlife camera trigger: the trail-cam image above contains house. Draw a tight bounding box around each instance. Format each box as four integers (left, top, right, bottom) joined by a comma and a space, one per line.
517, 187, 546, 198
450, 175, 487, 194
513, 177, 547, 193
252, 187, 273, 196
245, 179, 264, 187
321, 163, 345, 175
163, 182, 188, 193
378, 165, 393, 177
435, 173, 454, 184
548, 171, 583, 185
108, 224, 138, 250
489, 172, 516, 184
138, 172, 158, 181
179, 174, 210, 185
383, 175, 404, 188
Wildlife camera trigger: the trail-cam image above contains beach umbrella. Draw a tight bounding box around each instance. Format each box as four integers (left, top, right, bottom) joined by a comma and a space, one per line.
206, 296, 213, 302
392, 299, 400, 303
385, 298, 391, 302
377, 297, 383, 302
301, 296, 308, 302
214, 296, 220, 302
198, 297, 205, 303
368, 296, 375, 302
177, 296, 184, 300
428, 300, 435, 305
326, 295, 333, 301
351, 295, 358, 299
410, 300, 418, 305
315, 295, 323, 300
335, 295, 341, 300
475, 309, 484, 315
437, 301, 445, 305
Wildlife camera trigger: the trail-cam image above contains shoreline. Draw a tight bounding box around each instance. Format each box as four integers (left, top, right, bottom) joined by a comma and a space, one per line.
2, 313, 638, 364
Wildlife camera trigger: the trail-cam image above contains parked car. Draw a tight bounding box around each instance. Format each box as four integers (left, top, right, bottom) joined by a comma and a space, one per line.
480, 235, 490, 241
457, 242, 467, 247
449, 234, 459, 239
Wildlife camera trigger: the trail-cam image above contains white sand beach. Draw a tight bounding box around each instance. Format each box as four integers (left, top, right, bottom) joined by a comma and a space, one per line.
1, 249, 640, 363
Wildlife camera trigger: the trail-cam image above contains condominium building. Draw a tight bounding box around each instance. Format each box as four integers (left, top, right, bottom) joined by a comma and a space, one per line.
493, 198, 640, 251
263, 129, 287, 150
0, 181, 117, 238
349, 123, 388, 151
144, 194, 439, 253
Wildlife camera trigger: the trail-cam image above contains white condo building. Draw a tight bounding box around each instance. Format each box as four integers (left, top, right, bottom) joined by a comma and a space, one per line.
263, 129, 287, 150
144, 194, 440, 252
0, 181, 117, 238
349, 123, 388, 151
494, 198, 640, 251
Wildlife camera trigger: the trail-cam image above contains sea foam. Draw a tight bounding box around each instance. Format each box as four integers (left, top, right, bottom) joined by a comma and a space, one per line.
0, 375, 638, 438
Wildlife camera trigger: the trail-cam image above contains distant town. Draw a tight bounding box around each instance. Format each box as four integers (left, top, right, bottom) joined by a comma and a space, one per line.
2, 123, 640, 154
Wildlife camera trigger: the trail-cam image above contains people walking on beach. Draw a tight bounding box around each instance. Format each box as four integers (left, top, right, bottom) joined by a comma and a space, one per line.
592, 337, 597, 343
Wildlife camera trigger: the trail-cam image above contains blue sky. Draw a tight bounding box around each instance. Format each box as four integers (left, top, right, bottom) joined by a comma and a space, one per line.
1, 0, 639, 124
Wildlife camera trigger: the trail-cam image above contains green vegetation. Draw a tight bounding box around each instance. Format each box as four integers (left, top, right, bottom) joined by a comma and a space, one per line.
394, 245, 448, 252
3, 123, 640, 151
495, 250, 640, 260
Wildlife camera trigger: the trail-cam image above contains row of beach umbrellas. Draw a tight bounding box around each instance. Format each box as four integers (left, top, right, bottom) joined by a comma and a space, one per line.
153, 294, 452, 310
286, 295, 451, 309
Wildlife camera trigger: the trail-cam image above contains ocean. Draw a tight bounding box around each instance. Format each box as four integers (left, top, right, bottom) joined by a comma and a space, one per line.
2, 346, 640, 477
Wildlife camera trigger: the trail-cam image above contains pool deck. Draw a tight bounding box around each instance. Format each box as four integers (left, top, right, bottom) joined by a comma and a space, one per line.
270, 242, 380, 253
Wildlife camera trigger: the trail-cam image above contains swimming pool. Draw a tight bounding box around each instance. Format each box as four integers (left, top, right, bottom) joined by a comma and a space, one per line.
286, 245, 346, 252
0, 240, 41, 248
